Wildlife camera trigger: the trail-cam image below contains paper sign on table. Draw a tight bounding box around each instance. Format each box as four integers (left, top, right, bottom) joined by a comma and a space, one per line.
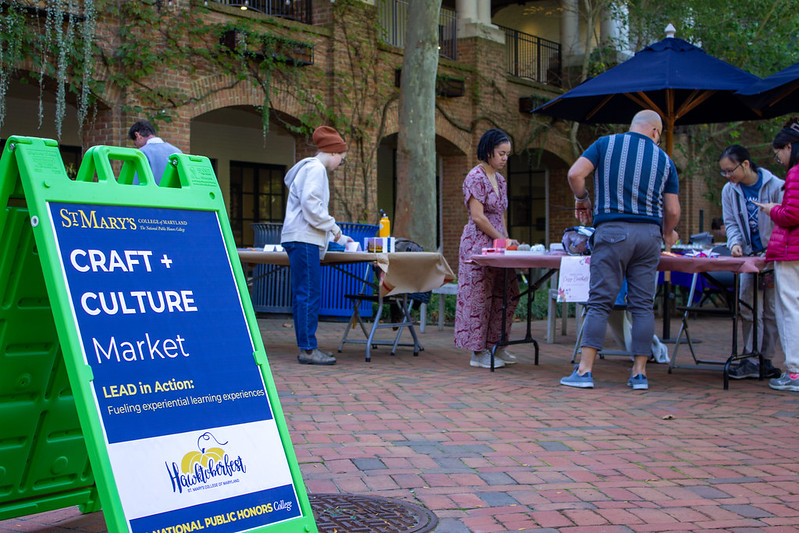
557, 255, 591, 303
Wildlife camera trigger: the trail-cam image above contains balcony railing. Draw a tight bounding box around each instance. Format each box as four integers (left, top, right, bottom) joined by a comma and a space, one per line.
208, 0, 312, 24
377, 0, 457, 61
499, 26, 561, 87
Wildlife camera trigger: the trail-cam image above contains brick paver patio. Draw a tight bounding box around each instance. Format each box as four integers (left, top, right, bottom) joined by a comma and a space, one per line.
3, 313, 798, 532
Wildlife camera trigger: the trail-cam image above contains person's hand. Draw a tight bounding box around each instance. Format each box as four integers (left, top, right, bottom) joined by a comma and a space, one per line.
753, 200, 777, 216
730, 244, 743, 257
575, 198, 592, 225
335, 233, 353, 245
664, 229, 679, 248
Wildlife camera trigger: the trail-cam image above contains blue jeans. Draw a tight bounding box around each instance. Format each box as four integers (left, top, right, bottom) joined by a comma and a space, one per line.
284, 241, 322, 351
581, 221, 662, 356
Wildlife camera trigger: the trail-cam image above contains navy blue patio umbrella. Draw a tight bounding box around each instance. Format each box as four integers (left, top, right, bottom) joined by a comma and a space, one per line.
532, 35, 762, 155
737, 62, 799, 119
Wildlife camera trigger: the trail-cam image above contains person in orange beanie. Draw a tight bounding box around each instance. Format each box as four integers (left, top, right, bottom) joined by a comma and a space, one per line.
281, 126, 353, 365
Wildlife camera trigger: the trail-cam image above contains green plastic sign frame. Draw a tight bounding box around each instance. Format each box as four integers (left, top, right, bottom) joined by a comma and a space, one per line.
0, 136, 317, 533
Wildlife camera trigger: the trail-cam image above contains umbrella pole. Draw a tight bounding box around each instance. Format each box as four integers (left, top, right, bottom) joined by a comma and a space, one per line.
662, 114, 676, 341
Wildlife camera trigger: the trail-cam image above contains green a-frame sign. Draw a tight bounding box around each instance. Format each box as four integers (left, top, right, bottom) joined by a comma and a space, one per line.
0, 136, 317, 533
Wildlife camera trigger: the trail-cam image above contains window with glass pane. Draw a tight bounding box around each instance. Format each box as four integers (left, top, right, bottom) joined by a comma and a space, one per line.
229, 161, 286, 247
506, 154, 547, 245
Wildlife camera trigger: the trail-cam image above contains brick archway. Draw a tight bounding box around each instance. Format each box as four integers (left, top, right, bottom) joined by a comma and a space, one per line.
186, 74, 308, 128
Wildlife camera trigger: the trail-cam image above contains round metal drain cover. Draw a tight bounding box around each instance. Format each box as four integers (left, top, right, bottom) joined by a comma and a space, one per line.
309, 493, 438, 533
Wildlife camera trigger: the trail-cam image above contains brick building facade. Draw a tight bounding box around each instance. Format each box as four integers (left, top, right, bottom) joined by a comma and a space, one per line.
1, 0, 719, 269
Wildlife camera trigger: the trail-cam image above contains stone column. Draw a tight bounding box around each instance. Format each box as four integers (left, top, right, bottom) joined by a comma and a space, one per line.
456, 0, 478, 35
477, 0, 491, 26
457, 0, 503, 42
559, 0, 581, 67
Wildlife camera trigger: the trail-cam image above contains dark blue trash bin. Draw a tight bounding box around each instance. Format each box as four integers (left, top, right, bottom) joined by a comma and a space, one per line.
321, 223, 378, 318
249, 222, 379, 318
251, 223, 292, 313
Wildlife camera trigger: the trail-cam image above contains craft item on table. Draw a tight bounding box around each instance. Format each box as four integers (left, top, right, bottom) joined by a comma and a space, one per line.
505, 243, 546, 255
561, 226, 595, 256
364, 236, 395, 253
493, 238, 509, 249
683, 249, 709, 258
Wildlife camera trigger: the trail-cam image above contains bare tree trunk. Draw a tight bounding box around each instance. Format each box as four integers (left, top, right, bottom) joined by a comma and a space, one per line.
568, 0, 611, 159
395, 0, 441, 250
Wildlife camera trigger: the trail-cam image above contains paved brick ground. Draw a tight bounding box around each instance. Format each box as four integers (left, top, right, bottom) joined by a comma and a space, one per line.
3, 313, 799, 532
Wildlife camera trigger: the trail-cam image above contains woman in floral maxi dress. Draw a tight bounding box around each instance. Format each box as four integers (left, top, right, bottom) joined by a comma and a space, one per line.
454, 129, 520, 369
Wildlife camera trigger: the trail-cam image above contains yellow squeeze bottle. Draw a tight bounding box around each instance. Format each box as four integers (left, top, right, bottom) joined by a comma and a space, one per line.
378, 209, 391, 238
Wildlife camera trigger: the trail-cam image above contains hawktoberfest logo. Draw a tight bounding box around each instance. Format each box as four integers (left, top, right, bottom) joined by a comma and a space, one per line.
166, 432, 247, 494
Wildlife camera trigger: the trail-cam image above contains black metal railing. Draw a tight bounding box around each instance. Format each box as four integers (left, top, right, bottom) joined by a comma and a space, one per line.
377, 0, 457, 61
208, 0, 312, 24
499, 25, 561, 87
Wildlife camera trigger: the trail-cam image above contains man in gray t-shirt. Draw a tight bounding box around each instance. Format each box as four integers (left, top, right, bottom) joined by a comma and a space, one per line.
128, 120, 183, 184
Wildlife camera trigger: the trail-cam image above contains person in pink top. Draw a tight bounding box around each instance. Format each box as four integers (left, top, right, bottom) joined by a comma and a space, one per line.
454, 129, 519, 369
754, 117, 799, 391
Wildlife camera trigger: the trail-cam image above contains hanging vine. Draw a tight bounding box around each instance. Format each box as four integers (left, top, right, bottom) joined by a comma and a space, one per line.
77, 0, 96, 130
0, 0, 97, 138
0, 1, 25, 132
39, 0, 58, 128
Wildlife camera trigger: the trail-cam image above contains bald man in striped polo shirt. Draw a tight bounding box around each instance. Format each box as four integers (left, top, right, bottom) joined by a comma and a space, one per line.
560, 110, 681, 391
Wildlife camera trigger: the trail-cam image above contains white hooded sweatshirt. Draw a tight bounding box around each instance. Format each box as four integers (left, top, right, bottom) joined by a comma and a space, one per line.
280, 157, 341, 249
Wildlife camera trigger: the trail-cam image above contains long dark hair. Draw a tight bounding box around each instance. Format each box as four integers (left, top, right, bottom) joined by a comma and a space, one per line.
719, 144, 759, 172
476, 128, 510, 163
772, 117, 799, 169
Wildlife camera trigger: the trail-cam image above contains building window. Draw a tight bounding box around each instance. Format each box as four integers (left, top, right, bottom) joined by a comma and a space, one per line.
506, 154, 547, 246
229, 161, 286, 246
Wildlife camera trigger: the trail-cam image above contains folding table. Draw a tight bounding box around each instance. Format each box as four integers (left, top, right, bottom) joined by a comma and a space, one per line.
238, 250, 455, 361
469, 252, 767, 389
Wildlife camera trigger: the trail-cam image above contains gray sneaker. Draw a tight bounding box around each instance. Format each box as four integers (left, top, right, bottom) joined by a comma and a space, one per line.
298, 349, 337, 365
495, 349, 518, 365
470, 350, 505, 369
769, 372, 799, 391
729, 359, 760, 380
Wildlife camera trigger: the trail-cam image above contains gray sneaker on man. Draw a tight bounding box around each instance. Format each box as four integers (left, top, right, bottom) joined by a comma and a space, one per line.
769, 372, 799, 391
298, 348, 337, 365
731, 358, 782, 379
729, 359, 760, 379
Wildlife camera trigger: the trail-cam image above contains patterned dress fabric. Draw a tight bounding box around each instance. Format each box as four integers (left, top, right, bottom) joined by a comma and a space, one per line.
454, 165, 519, 351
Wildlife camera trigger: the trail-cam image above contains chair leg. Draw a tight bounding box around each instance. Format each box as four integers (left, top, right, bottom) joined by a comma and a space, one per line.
571, 307, 587, 363
438, 295, 446, 331
338, 305, 358, 351
388, 297, 423, 356
402, 298, 422, 355
547, 290, 556, 343
339, 299, 371, 352
364, 300, 383, 362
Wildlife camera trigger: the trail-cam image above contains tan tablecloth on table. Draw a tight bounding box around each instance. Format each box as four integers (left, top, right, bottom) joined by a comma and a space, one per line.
237, 250, 455, 297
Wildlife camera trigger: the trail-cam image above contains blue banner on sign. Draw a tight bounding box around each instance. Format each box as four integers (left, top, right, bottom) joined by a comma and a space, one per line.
50, 203, 272, 444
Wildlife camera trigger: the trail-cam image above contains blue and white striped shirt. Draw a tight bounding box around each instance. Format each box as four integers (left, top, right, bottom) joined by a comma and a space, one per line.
582, 131, 679, 227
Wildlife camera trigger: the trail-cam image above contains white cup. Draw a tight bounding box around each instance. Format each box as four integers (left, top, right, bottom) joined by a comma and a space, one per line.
345, 241, 360, 252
